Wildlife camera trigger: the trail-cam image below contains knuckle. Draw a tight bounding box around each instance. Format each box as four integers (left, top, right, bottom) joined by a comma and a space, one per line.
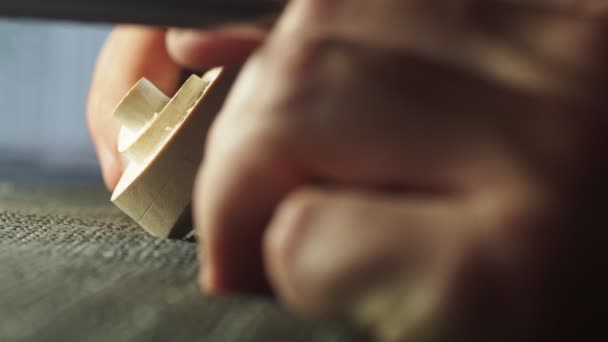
279, 36, 346, 86
266, 187, 326, 264
265, 187, 338, 313
260, 36, 352, 124
289, 0, 345, 31
212, 37, 354, 157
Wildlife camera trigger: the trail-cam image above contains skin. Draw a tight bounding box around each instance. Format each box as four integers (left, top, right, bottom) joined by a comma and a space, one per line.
87, 25, 264, 188
87, 26, 182, 189
88, 1, 605, 340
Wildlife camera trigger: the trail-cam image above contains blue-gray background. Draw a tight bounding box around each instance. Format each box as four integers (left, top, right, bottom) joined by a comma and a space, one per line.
0, 19, 110, 175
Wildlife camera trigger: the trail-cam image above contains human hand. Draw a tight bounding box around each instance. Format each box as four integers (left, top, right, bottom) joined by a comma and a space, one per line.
187, 0, 606, 340
87, 25, 265, 189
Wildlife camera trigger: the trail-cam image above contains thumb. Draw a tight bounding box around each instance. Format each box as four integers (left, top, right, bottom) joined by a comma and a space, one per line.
88, 26, 182, 189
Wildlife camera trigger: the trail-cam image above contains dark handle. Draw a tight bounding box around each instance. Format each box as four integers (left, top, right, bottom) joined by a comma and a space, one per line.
0, 0, 283, 27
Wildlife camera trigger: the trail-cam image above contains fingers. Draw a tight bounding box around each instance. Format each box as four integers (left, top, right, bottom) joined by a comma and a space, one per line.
194, 33, 532, 294
89, 24, 270, 190
264, 187, 462, 312
193, 0, 603, 330
474, 1, 608, 86
195, 0, 590, 294
264, 186, 513, 341
280, 0, 608, 100
263, 181, 559, 341
166, 25, 267, 69
195, 123, 302, 293
87, 25, 182, 189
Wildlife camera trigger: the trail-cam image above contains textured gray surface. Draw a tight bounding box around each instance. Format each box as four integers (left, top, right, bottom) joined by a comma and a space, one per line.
0, 180, 363, 342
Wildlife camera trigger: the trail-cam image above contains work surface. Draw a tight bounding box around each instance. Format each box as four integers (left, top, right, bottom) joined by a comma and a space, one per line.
0, 175, 363, 342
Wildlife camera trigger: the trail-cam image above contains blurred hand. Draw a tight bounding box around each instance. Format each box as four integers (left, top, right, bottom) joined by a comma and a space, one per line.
181, 0, 606, 340
87, 25, 265, 189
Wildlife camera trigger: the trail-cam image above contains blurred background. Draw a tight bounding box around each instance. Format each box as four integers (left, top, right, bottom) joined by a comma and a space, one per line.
0, 19, 110, 181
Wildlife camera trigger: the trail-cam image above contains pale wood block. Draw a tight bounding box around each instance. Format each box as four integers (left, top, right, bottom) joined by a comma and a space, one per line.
111, 67, 235, 238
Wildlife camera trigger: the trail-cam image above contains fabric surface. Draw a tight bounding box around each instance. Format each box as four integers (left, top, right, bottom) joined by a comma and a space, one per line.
0, 177, 364, 342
